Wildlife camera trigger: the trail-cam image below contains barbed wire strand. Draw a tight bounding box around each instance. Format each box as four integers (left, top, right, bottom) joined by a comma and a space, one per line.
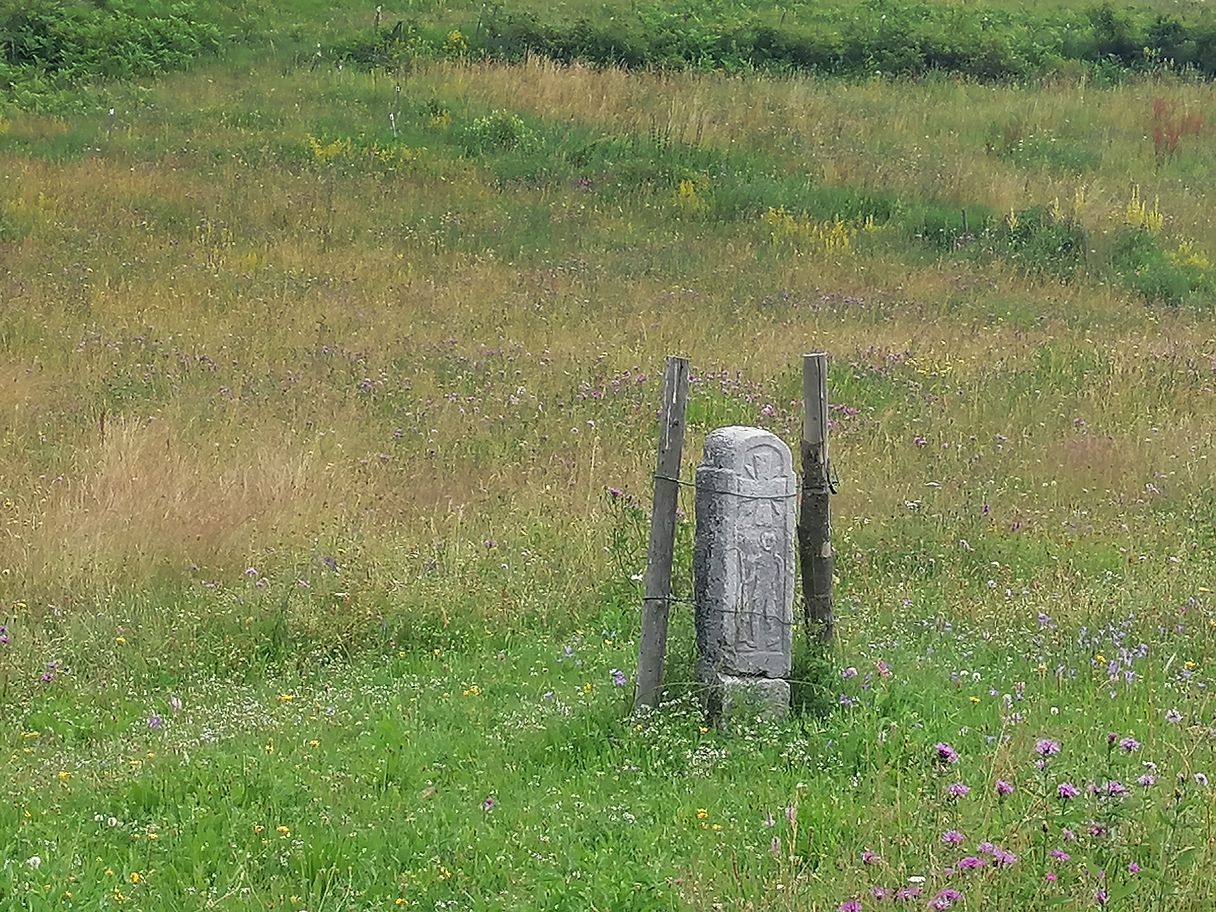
656, 464, 836, 500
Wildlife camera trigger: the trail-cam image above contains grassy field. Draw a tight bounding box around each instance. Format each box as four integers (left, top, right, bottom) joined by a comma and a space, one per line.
5, 1, 1216, 909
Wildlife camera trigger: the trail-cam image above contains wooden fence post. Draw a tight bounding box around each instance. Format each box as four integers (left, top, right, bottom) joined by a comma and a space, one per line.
634, 356, 690, 711
798, 352, 834, 646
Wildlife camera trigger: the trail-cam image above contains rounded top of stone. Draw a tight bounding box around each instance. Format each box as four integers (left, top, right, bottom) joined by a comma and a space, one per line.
700, 426, 793, 476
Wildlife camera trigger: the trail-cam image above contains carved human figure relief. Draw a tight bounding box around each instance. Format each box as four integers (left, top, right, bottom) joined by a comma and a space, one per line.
694, 427, 796, 721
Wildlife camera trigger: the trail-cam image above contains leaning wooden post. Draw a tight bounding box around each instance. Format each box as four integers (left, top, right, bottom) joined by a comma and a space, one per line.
634, 355, 691, 710
798, 352, 834, 646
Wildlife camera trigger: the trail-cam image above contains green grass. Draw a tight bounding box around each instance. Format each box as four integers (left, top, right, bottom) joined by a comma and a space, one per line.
5, 1, 1216, 909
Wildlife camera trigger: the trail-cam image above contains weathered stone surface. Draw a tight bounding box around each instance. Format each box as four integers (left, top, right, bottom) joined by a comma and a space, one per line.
694, 427, 796, 721
705, 673, 790, 722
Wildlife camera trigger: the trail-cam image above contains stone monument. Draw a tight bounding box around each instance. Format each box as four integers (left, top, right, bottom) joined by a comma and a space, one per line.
694, 427, 796, 722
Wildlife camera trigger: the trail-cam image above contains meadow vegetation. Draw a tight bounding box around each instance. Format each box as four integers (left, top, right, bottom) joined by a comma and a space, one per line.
4, 0, 1216, 909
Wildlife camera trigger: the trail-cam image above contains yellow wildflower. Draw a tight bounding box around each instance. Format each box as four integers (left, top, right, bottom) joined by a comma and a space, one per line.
696, 808, 709, 820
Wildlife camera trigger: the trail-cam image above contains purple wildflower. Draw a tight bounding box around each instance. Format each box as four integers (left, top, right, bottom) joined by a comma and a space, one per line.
841, 666, 858, 679
0, 625, 9, 646
957, 856, 986, 871
977, 841, 996, 855
995, 779, 1014, 797
946, 782, 970, 799
894, 886, 922, 901
610, 668, 627, 688
1106, 732, 1119, 747
934, 742, 960, 764
1036, 738, 1061, 758
870, 886, 889, 901
930, 888, 962, 910
1105, 781, 1129, 798
941, 830, 965, 845
1118, 737, 1140, 753
861, 849, 881, 866
838, 901, 862, 912
147, 713, 164, 730
1094, 888, 1109, 906
1050, 849, 1071, 863
1137, 774, 1156, 788
1128, 862, 1140, 875
1058, 782, 1081, 800
992, 847, 1018, 867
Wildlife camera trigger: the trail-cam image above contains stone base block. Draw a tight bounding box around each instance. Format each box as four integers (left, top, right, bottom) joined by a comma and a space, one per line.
703, 673, 789, 726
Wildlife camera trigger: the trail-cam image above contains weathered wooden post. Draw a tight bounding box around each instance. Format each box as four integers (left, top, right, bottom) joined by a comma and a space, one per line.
798, 352, 834, 646
634, 356, 690, 710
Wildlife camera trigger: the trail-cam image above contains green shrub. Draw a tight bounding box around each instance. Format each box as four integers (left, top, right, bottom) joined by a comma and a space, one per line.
329, 18, 439, 70
458, 109, 541, 156
473, 1, 1216, 82
1111, 227, 1214, 307
993, 207, 1087, 279
0, 0, 221, 103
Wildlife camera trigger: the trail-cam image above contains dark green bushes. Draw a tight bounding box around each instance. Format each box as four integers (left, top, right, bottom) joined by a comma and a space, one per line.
0, 0, 221, 103
1112, 228, 1215, 307
993, 207, 1087, 279
476, 1, 1216, 82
